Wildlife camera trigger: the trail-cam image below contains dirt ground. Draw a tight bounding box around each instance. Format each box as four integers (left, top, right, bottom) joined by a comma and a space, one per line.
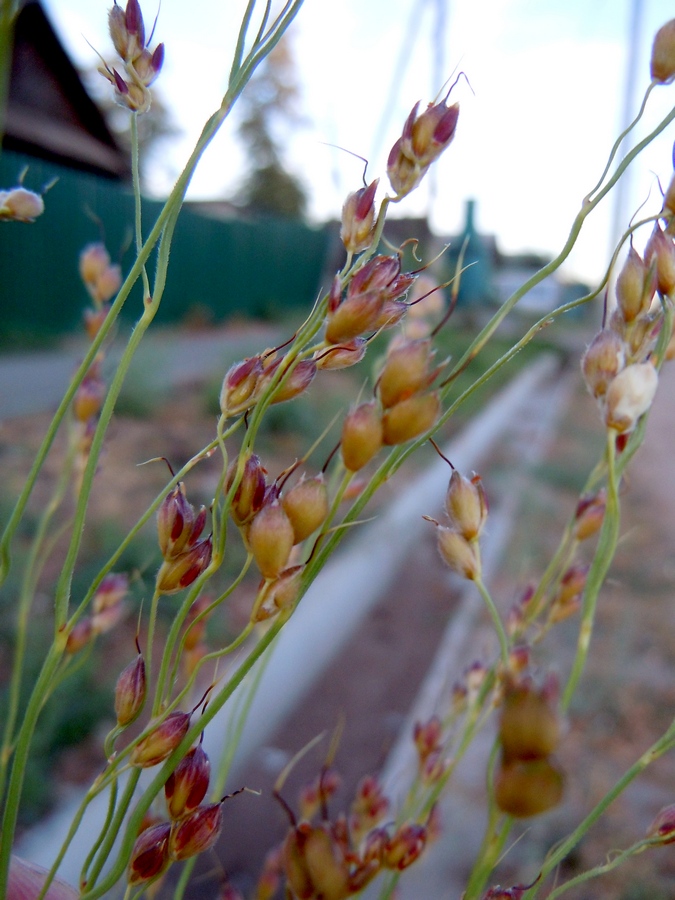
3, 339, 675, 899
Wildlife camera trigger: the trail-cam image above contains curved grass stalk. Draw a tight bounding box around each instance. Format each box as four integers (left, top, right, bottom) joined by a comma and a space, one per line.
78, 777, 119, 893
0, 5, 307, 893
82, 768, 142, 891
0, 448, 76, 807
170, 635, 277, 899
0, 0, 306, 589
67, 434, 222, 630
441, 96, 675, 393
0, 644, 70, 895
522, 719, 675, 899
545, 839, 653, 899
130, 113, 150, 302
159, 558, 254, 712
562, 431, 620, 710
79, 608, 291, 898
474, 571, 509, 669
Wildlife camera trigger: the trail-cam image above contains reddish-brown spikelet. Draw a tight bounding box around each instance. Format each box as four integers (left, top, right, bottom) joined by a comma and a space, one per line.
340, 178, 378, 254
494, 757, 564, 818
65, 618, 94, 654
574, 489, 606, 540
647, 804, 675, 843
283, 823, 350, 900
157, 483, 206, 560
315, 337, 367, 370
383, 823, 427, 870
257, 358, 317, 405
169, 802, 223, 860
248, 500, 295, 579
325, 291, 386, 344
156, 536, 212, 595
128, 823, 171, 885
581, 329, 625, 398
341, 401, 383, 472
499, 680, 560, 762
220, 356, 264, 417
651, 18, 675, 82
377, 339, 434, 409
165, 744, 211, 820
445, 470, 488, 541
0, 186, 44, 221
281, 475, 329, 544
382, 391, 441, 445
131, 711, 191, 768
73, 375, 106, 422
616, 246, 655, 323
645, 223, 675, 295
435, 526, 480, 580
115, 654, 146, 726
227, 453, 267, 527
252, 565, 304, 621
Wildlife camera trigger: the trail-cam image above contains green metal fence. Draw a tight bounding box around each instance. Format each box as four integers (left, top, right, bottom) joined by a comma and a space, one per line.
0, 151, 332, 339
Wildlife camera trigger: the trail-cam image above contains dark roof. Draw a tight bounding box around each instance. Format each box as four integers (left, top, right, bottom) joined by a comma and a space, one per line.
3, 0, 130, 179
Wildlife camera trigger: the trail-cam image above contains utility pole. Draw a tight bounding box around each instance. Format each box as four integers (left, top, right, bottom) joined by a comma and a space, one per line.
609, 0, 645, 258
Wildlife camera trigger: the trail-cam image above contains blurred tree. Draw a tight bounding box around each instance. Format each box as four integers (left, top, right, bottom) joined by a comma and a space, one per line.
233, 37, 307, 219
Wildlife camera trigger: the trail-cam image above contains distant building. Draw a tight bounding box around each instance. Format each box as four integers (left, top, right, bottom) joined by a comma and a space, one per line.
444, 199, 589, 314
3, 0, 129, 179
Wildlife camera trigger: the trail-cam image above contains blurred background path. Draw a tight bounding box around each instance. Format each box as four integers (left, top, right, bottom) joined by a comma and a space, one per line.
0, 325, 279, 419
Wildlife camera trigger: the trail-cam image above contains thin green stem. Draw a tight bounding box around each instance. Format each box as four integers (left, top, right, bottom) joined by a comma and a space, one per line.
562, 430, 620, 710
68, 435, 220, 630
169, 622, 255, 713
0, 644, 66, 894
523, 720, 675, 899
464, 815, 513, 900
584, 81, 657, 204
35, 774, 118, 900
523, 457, 607, 629
80, 778, 119, 891
79, 604, 292, 898
230, 0, 258, 79
53, 189, 184, 631
53, 303, 162, 628
172, 640, 275, 897
163, 558, 253, 707
145, 588, 161, 708
0, 441, 74, 806
171, 859, 197, 900
3, 6, 316, 894
0, 0, 294, 586
545, 839, 652, 899
83, 769, 141, 891
474, 571, 509, 669
442, 95, 675, 392
130, 113, 151, 301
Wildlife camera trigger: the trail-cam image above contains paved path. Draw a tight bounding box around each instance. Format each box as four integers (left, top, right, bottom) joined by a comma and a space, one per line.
0, 325, 278, 419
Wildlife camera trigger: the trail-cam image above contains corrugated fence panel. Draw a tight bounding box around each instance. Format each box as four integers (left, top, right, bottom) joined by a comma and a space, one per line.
0, 151, 332, 338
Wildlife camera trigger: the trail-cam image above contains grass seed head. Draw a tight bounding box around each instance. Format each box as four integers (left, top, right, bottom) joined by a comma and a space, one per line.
165, 744, 211, 820
115, 653, 146, 727
651, 18, 675, 83
341, 401, 383, 471
131, 710, 191, 768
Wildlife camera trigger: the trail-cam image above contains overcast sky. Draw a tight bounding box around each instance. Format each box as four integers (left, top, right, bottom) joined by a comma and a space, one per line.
44, 0, 675, 283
